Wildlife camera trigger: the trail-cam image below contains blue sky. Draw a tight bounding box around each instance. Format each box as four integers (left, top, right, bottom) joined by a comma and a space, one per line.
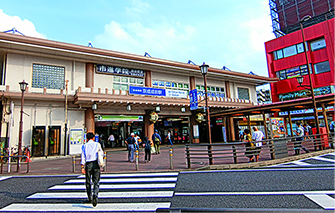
0, 0, 274, 80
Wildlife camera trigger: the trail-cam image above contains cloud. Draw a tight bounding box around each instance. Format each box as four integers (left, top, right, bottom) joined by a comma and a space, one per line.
0, 9, 45, 38
94, 20, 197, 60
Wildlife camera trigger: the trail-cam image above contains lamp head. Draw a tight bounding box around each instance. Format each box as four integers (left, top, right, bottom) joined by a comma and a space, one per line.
155, 105, 160, 112
19, 80, 28, 92
297, 76, 304, 86
92, 102, 98, 110
199, 62, 209, 76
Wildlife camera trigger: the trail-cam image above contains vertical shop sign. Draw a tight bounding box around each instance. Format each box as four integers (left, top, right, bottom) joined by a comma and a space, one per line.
222, 127, 227, 143
193, 125, 199, 139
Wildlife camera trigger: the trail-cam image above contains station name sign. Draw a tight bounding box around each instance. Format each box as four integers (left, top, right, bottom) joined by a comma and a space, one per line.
129, 86, 187, 98
96, 64, 145, 77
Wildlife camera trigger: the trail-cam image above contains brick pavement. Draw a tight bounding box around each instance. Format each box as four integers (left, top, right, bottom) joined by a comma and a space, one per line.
0, 144, 333, 176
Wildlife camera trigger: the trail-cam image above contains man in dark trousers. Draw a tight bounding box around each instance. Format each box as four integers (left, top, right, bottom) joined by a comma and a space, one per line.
152, 129, 162, 154
81, 132, 103, 207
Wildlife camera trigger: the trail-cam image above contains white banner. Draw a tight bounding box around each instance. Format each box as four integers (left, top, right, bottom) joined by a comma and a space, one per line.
166, 89, 187, 98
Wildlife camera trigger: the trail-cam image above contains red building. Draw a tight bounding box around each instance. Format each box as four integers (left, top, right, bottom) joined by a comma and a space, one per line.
265, 17, 334, 103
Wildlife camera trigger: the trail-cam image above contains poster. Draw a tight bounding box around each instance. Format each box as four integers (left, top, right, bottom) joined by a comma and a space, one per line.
193, 125, 199, 139
69, 128, 84, 155
271, 118, 286, 138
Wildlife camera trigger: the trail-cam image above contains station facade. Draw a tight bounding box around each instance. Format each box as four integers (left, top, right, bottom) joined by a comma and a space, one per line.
0, 32, 276, 156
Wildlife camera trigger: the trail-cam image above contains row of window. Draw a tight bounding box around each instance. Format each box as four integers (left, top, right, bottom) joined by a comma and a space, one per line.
31, 64, 250, 101
273, 38, 326, 60
276, 61, 331, 80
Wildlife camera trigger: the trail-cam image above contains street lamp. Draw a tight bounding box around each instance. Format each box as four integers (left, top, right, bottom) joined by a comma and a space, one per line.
298, 15, 321, 150
17, 80, 28, 172
199, 62, 213, 165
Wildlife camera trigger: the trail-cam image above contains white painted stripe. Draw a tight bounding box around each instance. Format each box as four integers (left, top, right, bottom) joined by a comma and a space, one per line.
305, 194, 335, 210
27, 191, 174, 199
0, 202, 171, 212
49, 183, 176, 190
0, 176, 11, 181
175, 190, 335, 196
327, 152, 335, 156
291, 160, 311, 166
77, 172, 178, 179
312, 156, 335, 163
66, 177, 177, 184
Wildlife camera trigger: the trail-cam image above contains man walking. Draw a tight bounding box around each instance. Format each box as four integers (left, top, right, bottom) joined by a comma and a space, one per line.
252, 127, 264, 162
81, 132, 103, 207
152, 130, 162, 154
294, 122, 309, 155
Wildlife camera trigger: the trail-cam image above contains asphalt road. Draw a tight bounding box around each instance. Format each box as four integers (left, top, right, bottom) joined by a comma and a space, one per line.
0, 153, 334, 212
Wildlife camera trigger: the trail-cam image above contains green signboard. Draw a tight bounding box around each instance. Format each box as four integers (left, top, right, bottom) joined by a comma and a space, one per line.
95, 115, 144, 122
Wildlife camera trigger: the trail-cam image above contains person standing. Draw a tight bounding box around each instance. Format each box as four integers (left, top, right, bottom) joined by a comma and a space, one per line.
143, 136, 152, 163
252, 127, 264, 162
244, 129, 255, 163
81, 132, 103, 207
108, 133, 115, 147
166, 130, 173, 147
125, 133, 135, 162
294, 123, 309, 155
152, 130, 162, 154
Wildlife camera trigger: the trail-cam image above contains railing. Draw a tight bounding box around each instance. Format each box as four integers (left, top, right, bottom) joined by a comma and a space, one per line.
185, 133, 335, 169
0, 155, 30, 173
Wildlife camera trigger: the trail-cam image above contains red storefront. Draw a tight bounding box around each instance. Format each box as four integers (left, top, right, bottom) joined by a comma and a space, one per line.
265, 18, 334, 103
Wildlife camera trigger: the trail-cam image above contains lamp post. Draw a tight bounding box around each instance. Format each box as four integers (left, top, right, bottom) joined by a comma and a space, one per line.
199, 62, 213, 165
17, 80, 28, 172
298, 15, 321, 150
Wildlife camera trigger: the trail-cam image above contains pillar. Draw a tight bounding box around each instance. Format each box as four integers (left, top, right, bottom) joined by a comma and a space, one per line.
85, 108, 95, 133
86, 63, 94, 88
145, 110, 154, 140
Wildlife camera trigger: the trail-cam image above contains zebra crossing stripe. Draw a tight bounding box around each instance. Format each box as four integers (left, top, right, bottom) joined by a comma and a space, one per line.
77, 172, 178, 179
311, 156, 335, 163
291, 160, 311, 166
0, 202, 171, 212
305, 194, 335, 210
49, 183, 176, 190
65, 177, 177, 184
27, 191, 174, 199
175, 190, 335, 196
0, 176, 11, 181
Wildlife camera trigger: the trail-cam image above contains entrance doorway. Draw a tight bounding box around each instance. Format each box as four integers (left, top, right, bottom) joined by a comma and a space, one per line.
154, 116, 190, 144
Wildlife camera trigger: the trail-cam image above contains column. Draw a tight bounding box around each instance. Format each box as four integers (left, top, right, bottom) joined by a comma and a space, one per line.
85, 108, 95, 133
144, 110, 154, 140
86, 63, 94, 88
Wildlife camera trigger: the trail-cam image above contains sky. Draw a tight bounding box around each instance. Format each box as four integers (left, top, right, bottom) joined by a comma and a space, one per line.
0, 0, 275, 83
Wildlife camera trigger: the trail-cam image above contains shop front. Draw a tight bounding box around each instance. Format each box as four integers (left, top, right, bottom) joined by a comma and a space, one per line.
154, 116, 190, 144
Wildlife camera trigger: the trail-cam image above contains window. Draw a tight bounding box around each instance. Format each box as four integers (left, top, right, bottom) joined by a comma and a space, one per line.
32, 64, 65, 89
296, 43, 305, 53
276, 70, 286, 80
113, 76, 143, 91
276, 64, 312, 80
196, 85, 225, 98
310, 38, 326, 51
274, 50, 283, 60
314, 61, 330, 74
283, 46, 297, 58
237, 87, 250, 100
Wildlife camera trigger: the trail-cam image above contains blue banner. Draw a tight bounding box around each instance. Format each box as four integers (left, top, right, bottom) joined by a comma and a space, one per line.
190, 89, 198, 110
129, 86, 166, 96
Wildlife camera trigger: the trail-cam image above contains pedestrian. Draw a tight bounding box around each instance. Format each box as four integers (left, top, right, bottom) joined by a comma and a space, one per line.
152, 129, 162, 154
252, 127, 264, 162
244, 129, 255, 163
239, 128, 244, 142
142, 136, 152, 163
134, 132, 140, 150
303, 124, 311, 140
108, 133, 115, 147
81, 132, 103, 207
330, 121, 334, 133
294, 122, 309, 155
166, 130, 173, 147
125, 133, 135, 162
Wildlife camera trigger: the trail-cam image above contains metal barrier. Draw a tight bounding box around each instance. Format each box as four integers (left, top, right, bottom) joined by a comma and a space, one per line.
0, 155, 29, 173
185, 133, 334, 169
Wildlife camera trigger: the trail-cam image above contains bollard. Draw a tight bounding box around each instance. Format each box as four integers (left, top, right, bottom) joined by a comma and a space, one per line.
135, 150, 139, 170
232, 145, 237, 164
72, 156, 76, 173
26, 156, 29, 173
186, 145, 191, 169
169, 148, 173, 169
103, 152, 107, 172
0, 156, 3, 174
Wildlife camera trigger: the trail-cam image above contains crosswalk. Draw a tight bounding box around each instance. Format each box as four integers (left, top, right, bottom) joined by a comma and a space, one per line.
0, 172, 178, 212
269, 152, 335, 167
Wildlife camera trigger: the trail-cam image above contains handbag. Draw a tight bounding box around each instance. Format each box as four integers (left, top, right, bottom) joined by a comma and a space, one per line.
98, 150, 105, 167
151, 146, 156, 154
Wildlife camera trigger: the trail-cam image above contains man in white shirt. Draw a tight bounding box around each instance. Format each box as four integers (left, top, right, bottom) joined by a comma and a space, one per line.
81, 132, 103, 207
252, 127, 264, 162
